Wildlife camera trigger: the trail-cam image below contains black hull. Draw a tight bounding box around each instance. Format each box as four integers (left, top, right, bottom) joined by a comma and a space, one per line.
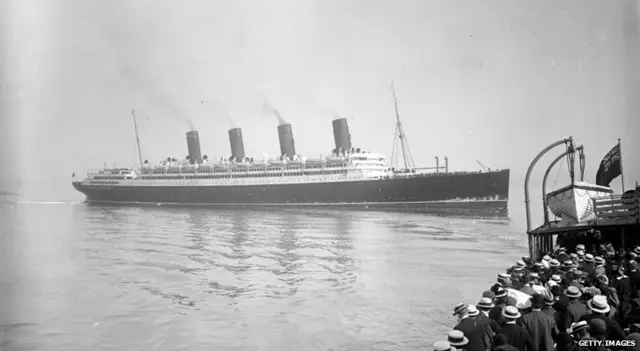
73, 169, 510, 219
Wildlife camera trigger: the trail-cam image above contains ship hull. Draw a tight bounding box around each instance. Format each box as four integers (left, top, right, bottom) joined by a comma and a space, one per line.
73, 169, 510, 218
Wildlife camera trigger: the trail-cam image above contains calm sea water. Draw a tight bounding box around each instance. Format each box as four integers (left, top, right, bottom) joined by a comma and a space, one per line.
0, 202, 527, 351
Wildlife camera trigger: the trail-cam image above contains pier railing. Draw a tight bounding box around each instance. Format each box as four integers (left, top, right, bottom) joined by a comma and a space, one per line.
593, 193, 640, 225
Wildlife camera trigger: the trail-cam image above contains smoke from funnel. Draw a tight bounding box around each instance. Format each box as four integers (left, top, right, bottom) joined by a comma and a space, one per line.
92, 2, 195, 130
262, 102, 288, 125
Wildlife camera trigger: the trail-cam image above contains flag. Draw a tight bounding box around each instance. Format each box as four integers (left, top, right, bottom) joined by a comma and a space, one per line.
595, 142, 622, 187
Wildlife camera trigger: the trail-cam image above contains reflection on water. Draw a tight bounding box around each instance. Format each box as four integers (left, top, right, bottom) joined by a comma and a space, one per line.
1, 204, 525, 351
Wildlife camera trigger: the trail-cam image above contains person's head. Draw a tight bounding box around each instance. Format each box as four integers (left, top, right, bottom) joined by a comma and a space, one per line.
569, 321, 589, 340
587, 295, 610, 315
477, 297, 494, 312
565, 286, 582, 301
530, 294, 544, 310
501, 306, 521, 323
447, 330, 468, 349
433, 341, 456, 351
588, 319, 608, 340
452, 303, 468, 320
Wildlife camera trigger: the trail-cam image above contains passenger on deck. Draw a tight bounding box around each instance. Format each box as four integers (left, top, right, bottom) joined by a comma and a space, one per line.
564, 286, 588, 330
519, 294, 556, 351
579, 295, 625, 341
497, 306, 534, 351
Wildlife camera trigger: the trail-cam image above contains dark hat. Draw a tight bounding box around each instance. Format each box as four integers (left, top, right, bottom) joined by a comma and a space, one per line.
482, 290, 495, 300
447, 330, 468, 347
477, 297, 495, 310
502, 305, 521, 319
452, 303, 467, 316
506, 296, 518, 307
531, 294, 545, 309
588, 319, 607, 339
565, 286, 582, 299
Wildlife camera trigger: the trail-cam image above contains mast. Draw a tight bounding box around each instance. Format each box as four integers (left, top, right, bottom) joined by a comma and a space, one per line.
132, 109, 144, 170
390, 81, 415, 171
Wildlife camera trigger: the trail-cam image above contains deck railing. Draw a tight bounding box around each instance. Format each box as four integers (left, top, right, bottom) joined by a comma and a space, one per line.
593, 192, 640, 225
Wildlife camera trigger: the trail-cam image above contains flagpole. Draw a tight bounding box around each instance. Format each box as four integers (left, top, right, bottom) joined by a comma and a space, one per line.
619, 138, 625, 192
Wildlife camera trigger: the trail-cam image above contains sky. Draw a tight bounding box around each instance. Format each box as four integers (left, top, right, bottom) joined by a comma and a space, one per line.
2, 0, 639, 226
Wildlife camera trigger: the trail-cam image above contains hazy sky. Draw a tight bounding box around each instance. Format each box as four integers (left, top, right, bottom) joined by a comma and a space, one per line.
2, 0, 639, 223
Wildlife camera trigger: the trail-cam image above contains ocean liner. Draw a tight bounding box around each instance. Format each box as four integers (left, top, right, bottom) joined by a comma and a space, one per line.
72, 88, 510, 218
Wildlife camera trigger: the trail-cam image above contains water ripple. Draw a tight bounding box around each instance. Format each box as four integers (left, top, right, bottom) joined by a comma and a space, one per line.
0, 204, 525, 351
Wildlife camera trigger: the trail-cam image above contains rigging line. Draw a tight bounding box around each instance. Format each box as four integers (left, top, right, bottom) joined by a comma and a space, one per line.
552, 157, 565, 191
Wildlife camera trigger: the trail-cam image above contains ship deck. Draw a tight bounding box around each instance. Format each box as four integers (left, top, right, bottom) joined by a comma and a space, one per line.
528, 192, 640, 260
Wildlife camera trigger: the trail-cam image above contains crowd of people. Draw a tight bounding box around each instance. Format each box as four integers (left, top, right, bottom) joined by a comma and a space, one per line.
433, 243, 640, 351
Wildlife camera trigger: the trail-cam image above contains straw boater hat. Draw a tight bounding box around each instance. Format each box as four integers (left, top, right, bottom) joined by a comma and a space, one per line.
584, 254, 595, 263
588, 295, 611, 314
551, 275, 562, 283
433, 341, 456, 351
495, 288, 508, 299
576, 244, 586, 251
477, 297, 495, 310
566, 286, 582, 299
543, 255, 551, 262
562, 260, 575, 270
452, 303, 467, 316
447, 330, 469, 347
498, 273, 510, 281
550, 259, 561, 268
556, 247, 567, 253
516, 260, 526, 269
574, 270, 586, 278
544, 294, 555, 306
569, 253, 578, 260
595, 256, 606, 266
467, 305, 480, 317
568, 320, 589, 334
502, 305, 521, 320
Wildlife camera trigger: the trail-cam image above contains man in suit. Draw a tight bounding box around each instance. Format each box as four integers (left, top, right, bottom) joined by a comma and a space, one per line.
477, 297, 501, 334
578, 295, 626, 341
564, 286, 588, 330
453, 303, 492, 351
520, 294, 557, 351
497, 306, 534, 351
490, 288, 509, 327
